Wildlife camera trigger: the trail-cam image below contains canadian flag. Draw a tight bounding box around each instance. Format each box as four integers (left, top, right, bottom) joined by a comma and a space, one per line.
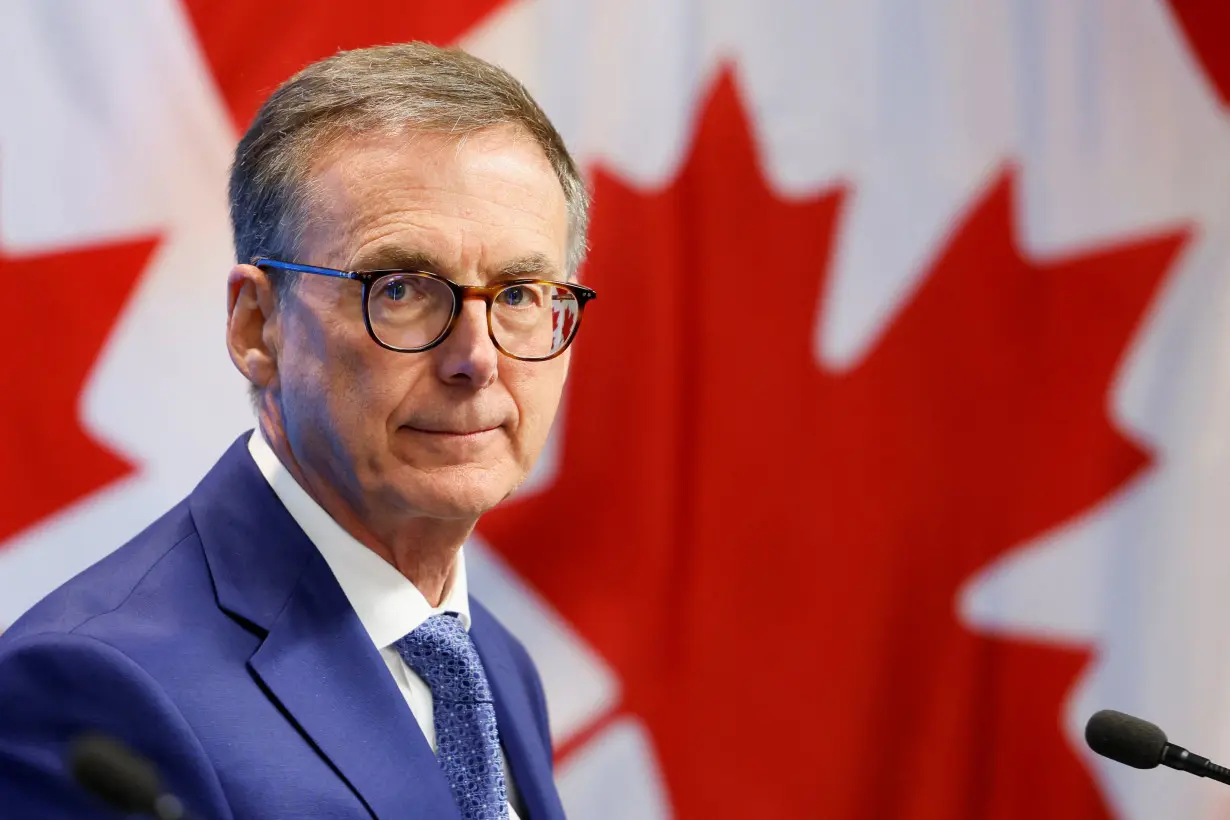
3, 2, 1230, 818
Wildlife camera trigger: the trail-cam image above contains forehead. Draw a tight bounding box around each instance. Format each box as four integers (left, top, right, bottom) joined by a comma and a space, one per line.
301, 126, 568, 277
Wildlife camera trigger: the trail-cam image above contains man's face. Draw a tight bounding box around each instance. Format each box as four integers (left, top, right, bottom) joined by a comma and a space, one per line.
263, 126, 571, 523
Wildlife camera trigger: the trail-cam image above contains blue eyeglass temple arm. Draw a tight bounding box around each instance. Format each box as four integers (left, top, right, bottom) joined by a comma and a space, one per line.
251, 258, 362, 281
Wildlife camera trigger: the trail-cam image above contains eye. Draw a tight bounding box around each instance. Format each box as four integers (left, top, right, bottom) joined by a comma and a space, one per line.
497, 285, 540, 308
377, 276, 435, 304
382, 280, 408, 301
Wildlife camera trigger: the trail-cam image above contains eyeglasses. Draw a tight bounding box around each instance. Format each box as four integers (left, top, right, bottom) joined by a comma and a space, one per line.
253, 257, 597, 362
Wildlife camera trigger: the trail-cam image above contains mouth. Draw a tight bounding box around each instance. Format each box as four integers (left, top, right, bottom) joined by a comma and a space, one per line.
404, 425, 501, 439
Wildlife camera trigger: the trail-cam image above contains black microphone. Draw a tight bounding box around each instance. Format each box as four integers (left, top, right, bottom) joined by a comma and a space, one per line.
69, 733, 194, 819
1085, 709, 1230, 786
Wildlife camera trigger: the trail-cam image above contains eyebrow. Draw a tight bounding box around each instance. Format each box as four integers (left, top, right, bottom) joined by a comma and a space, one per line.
351, 246, 563, 282
496, 252, 561, 281
350, 247, 443, 273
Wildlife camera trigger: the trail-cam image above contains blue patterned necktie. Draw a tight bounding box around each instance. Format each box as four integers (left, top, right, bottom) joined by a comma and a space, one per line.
395, 613, 509, 820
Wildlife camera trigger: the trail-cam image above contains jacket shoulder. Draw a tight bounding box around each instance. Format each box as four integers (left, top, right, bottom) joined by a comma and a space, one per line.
3, 500, 200, 641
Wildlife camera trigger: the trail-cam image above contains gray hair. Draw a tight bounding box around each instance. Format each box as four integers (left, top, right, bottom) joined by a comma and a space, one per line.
228, 43, 589, 288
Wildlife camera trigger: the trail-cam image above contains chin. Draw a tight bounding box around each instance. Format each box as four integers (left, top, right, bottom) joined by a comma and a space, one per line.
394, 465, 520, 520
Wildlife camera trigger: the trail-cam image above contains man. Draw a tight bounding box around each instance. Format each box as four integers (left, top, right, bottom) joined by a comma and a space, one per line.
0, 43, 595, 819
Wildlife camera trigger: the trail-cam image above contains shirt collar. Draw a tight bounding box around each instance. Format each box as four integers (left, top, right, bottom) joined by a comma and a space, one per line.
247, 429, 471, 647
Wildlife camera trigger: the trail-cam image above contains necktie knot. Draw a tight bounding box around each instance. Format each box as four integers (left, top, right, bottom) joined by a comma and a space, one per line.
396, 613, 493, 704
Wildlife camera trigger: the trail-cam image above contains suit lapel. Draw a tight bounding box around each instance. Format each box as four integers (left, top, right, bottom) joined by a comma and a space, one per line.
470, 606, 566, 820
192, 436, 459, 819
249, 551, 460, 819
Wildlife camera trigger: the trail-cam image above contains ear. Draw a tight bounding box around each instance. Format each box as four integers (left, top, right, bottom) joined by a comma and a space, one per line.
226, 263, 281, 392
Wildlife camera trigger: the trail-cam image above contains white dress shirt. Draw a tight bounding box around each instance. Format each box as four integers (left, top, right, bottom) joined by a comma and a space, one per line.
248, 432, 522, 818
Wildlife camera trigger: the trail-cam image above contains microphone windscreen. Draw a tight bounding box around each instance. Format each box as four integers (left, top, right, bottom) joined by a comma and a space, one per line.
1085, 709, 1168, 769
69, 733, 162, 813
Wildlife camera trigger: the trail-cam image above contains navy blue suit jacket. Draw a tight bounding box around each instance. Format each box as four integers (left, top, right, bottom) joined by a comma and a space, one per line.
0, 435, 566, 819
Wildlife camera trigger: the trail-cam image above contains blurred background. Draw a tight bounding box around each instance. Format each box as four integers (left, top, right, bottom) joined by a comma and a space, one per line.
3, 1, 1230, 817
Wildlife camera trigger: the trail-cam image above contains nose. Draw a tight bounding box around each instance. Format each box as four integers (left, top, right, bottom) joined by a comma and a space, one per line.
433, 297, 499, 388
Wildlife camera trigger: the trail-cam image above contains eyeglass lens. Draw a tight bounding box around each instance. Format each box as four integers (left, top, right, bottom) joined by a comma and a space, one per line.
366, 274, 581, 359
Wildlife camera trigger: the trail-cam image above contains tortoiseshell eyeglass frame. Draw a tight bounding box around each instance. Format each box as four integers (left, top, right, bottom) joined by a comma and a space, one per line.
252, 257, 597, 362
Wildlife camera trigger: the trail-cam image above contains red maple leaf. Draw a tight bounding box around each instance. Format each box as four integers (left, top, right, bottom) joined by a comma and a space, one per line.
0, 228, 158, 544
180, 0, 508, 132
1165, 0, 1230, 109
478, 72, 1188, 817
